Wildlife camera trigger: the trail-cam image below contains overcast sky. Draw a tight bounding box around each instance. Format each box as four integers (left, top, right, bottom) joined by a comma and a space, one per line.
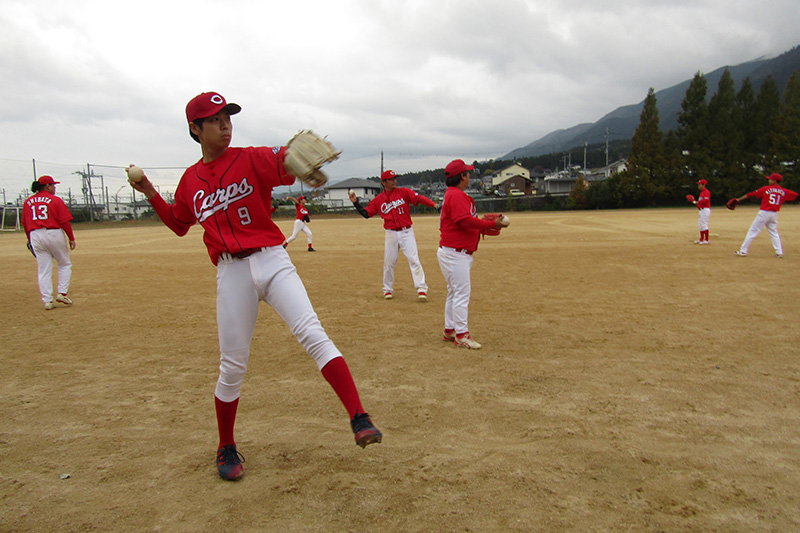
1, 0, 798, 202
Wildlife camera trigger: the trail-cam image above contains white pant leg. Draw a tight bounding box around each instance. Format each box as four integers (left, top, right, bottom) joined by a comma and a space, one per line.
398, 228, 427, 293
740, 210, 769, 253
30, 230, 55, 303
301, 224, 313, 245
764, 212, 782, 254
254, 248, 341, 369
215, 257, 260, 402
437, 248, 473, 335
698, 208, 710, 232
383, 230, 400, 293
285, 220, 305, 244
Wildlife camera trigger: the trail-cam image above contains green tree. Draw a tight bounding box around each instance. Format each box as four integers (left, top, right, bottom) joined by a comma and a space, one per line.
707, 69, 745, 199
567, 174, 588, 209
772, 72, 800, 183
619, 88, 667, 206
677, 72, 712, 185
753, 76, 781, 172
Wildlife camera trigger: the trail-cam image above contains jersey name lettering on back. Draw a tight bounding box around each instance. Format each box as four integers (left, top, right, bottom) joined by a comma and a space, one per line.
380, 198, 407, 214
194, 177, 255, 222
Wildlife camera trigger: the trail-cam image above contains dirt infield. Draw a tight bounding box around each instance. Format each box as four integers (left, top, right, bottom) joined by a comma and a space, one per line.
2, 206, 799, 532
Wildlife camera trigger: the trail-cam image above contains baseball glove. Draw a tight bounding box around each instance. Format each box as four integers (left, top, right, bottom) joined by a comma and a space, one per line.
726, 198, 739, 210
284, 130, 341, 188
26, 240, 36, 258
480, 213, 503, 236
686, 194, 695, 203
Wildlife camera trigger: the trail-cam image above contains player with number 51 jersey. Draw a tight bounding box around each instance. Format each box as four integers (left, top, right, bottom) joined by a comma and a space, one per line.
732, 173, 799, 257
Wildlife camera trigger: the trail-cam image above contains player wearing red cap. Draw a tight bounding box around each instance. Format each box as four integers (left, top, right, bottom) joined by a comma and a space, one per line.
22, 175, 76, 310
129, 92, 381, 481
732, 173, 799, 257
349, 170, 437, 301
691, 179, 711, 244
283, 195, 315, 251
437, 160, 505, 349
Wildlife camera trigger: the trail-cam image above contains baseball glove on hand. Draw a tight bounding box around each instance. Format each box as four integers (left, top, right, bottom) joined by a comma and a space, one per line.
284, 130, 341, 188
726, 198, 739, 210
480, 213, 503, 236
686, 194, 695, 203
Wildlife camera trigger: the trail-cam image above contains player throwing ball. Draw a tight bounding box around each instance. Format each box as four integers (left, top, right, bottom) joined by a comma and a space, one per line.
731, 173, 799, 258
283, 195, 315, 251
437, 160, 507, 349
128, 92, 381, 481
350, 170, 437, 301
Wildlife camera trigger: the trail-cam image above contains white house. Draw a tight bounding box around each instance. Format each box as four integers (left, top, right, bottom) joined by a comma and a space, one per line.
321, 178, 383, 210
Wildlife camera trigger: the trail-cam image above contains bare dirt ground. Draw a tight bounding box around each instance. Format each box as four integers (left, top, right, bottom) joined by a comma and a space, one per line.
1, 206, 799, 532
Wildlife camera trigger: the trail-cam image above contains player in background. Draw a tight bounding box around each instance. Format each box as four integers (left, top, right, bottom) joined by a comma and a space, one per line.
349, 170, 437, 301
283, 196, 315, 251
437, 160, 505, 349
732, 173, 799, 258
22, 176, 76, 310
128, 92, 381, 482
690, 179, 711, 244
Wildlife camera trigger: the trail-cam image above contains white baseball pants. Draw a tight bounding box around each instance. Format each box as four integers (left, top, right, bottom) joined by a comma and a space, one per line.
285, 220, 312, 245
697, 207, 710, 231
740, 210, 782, 255
214, 246, 341, 402
383, 228, 427, 294
29, 228, 72, 303
437, 247, 473, 335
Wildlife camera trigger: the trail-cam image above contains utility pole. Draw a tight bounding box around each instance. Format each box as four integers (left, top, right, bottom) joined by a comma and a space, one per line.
605, 127, 610, 175
380, 150, 384, 175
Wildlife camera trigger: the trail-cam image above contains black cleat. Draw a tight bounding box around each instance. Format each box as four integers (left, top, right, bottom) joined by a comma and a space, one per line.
351, 412, 382, 448
216, 444, 245, 481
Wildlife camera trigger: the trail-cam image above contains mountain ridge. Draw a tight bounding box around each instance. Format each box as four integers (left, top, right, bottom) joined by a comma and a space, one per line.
501, 45, 800, 160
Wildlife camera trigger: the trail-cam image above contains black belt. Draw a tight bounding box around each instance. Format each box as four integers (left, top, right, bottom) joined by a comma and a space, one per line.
389, 226, 411, 231
221, 247, 268, 261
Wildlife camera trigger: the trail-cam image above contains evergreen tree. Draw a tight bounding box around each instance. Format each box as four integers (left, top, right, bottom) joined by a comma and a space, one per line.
772, 72, 800, 183
753, 76, 781, 173
677, 72, 712, 186
735, 77, 762, 191
619, 88, 667, 206
567, 174, 588, 209
707, 69, 745, 199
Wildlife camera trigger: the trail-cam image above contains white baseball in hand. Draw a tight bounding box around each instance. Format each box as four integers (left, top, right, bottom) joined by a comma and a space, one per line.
348, 189, 355, 195
126, 165, 144, 183
500, 215, 510, 227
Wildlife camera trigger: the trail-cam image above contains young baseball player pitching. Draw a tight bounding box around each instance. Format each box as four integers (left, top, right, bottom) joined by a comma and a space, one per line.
689, 179, 711, 244
22, 175, 76, 310
128, 91, 381, 481
349, 170, 437, 301
283, 196, 315, 251
731, 173, 799, 257
437, 160, 507, 349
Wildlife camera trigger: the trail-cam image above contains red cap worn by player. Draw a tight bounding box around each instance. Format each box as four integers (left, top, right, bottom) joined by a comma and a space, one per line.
444, 159, 474, 178
185, 92, 242, 123
37, 175, 60, 185
697, 179, 707, 185
381, 170, 396, 181
767, 173, 782, 182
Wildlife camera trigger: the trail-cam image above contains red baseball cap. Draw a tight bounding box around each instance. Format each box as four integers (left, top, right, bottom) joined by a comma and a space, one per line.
381, 170, 396, 181
298, 196, 305, 201
186, 92, 241, 123
37, 175, 60, 185
696, 179, 707, 185
445, 159, 474, 178
766, 173, 783, 182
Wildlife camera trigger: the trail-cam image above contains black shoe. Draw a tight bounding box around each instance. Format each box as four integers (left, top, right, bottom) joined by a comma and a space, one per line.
216, 444, 245, 481
307, 247, 316, 252
351, 412, 382, 448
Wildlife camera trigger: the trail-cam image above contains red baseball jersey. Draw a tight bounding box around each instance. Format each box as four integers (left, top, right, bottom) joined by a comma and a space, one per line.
748, 185, 799, 212
438, 187, 493, 252
696, 188, 711, 209
148, 146, 294, 264
22, 191, 75, 240
295, 203, 310, 220
364, 187, 436, 230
